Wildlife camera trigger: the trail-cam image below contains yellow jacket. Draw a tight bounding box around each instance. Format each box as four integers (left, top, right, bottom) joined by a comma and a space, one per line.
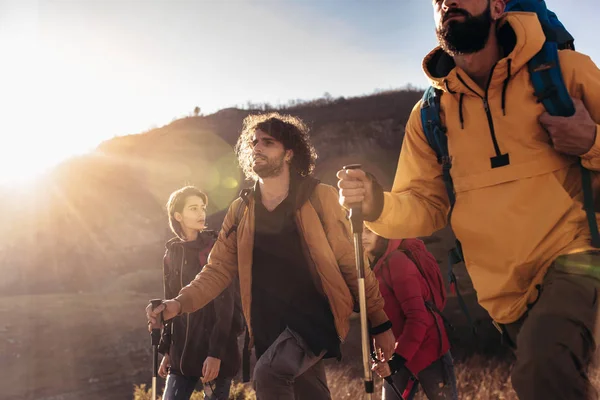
366, 12, 600, 324
176, 176, 389, 347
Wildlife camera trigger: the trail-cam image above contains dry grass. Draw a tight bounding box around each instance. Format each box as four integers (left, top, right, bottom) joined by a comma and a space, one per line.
133, 381, 255, 400
318, 356, 515, 400
132, 357, 515, 399
132, 351, 600, 399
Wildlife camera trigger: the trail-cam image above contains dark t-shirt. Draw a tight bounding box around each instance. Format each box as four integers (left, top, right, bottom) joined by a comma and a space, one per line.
250, 188, 340, 360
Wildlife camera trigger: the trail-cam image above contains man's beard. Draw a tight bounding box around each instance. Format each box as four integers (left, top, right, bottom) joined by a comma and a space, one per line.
436, 3, 493, 56
253, 153, 285, 178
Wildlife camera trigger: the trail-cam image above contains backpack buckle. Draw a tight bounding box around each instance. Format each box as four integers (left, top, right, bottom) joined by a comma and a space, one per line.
440, 155, 452, 169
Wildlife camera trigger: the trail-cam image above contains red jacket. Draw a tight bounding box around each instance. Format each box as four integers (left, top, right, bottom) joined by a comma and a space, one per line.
372, 238, 450, 375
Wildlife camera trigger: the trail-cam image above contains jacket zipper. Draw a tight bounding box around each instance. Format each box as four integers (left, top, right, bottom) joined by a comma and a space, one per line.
296, 213, 345, 344
179, 246, 190, 376
456, 63, 510, 169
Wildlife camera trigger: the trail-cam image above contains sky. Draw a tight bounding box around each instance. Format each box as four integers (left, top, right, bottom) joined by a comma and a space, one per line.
0, 0, 598, 183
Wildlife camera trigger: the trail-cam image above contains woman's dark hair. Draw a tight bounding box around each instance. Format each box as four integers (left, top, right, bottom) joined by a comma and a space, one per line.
234, 112, 317, 181
166, 186, 208, 239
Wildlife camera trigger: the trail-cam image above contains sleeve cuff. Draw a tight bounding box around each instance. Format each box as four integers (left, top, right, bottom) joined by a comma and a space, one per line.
581, 125, 600, 159
158, 344, 170, 356
364, 172, 385, 222
369, 319, 393, 335
207, 349, 222, 359
388, 353, 407, 374
174, 294, 192, 314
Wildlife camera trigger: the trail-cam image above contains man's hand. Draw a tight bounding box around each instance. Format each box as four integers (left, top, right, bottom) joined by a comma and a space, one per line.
372, 329, 397, 362
202, 357, 221, 383
337, 168, 376, 216
539, 97, 597, 156
146, 299, 181, 329
158, 354, 170, 379
372, 360, 392, 378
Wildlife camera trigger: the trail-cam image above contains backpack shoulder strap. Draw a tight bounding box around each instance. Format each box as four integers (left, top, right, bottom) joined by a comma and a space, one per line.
397, 244, 436, 303
528, 42, 575, 118
420, 86, 467, 293
225, 188, 251, 239
514, 4, 600, 247
420, 86, 456, 214
221, 188, 252, 382
420, 87, 447, 164
309, 185, 325, 226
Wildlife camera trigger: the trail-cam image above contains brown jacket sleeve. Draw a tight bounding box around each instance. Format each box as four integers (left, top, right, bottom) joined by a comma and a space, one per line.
207, 284, 235, 359
316, 184, 389, 328
175, 200, 241, 314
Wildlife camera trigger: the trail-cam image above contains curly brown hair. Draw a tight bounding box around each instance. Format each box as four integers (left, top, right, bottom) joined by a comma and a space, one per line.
234, 112, 318, 181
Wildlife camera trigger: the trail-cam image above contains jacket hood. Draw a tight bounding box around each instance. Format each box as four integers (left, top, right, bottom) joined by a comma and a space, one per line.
423, 12, 546, 94
373, 238, 428, 272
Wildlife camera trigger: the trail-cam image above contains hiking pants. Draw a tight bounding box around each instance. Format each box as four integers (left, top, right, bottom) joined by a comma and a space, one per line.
252, 327, 331, 400
498, 253, 600, 400
382, 351, 458, 400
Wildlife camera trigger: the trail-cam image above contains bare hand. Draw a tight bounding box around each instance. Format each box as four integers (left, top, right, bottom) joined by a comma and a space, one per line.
337, 168, 375, 216
159, 354, 170, 379
539, 97, 597, 156
372, 329, 397, 362
202, 356, 221, 383
146, 299, 181, 329
372, 360, 392, 378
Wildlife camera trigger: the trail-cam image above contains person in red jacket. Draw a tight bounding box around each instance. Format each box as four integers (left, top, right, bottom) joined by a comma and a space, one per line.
363, 226, 458, 400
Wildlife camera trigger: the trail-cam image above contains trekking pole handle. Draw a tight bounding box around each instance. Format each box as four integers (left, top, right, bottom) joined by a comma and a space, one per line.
343, 164, 364, 235
370, 351, 405, 399
150, 299, 163, 346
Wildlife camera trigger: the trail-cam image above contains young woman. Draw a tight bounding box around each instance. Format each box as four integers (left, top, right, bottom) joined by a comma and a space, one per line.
363, 226, 458, 400
158, 186, 242, 400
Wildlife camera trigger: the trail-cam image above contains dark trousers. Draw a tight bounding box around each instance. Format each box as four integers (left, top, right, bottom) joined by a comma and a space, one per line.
252, 327, 331, 400
382, 351, 458, 400
499, 254, 600, 400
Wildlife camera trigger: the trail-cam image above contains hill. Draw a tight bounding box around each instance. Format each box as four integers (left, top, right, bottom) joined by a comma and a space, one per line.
0, 89, 425, 296
0, 88, 494, 399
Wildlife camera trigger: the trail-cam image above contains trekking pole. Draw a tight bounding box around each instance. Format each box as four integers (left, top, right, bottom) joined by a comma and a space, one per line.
343, 163, 373, 399
370, 344, 405, 399
149, 299, 164, 400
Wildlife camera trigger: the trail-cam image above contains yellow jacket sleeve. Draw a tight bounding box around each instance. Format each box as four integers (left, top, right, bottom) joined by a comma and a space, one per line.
565, 52, 600, 170
366, 102, 450, 239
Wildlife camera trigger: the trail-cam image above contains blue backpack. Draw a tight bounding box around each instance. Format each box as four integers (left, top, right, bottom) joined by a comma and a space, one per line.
419, 1, 598, 330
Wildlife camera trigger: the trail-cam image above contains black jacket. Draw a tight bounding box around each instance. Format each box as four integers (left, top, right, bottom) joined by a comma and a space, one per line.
158, 231, 242, 378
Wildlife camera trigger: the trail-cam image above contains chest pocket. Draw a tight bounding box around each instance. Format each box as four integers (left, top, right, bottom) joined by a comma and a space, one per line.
441, 89, 575, 194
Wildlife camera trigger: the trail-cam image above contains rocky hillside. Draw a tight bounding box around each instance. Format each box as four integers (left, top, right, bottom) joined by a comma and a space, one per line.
0, 89, 437, 296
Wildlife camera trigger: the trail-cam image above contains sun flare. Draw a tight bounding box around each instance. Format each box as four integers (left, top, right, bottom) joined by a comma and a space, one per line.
0, 135, 94, 187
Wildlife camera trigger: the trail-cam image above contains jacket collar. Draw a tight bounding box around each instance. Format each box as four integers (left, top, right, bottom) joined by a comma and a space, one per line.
251, 173, 320, 210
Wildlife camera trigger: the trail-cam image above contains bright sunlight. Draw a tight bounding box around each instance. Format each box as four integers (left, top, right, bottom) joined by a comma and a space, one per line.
0, 5, 174, 186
